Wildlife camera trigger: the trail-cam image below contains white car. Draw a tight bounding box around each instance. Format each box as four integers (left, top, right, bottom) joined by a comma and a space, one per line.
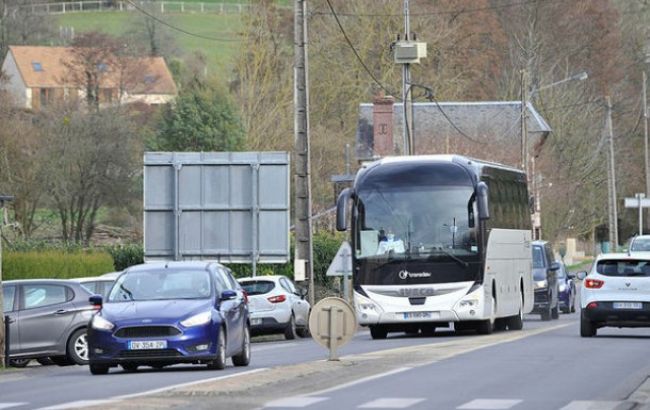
238, 276, 310, 340
629, 235, 650, 256
578, 253, 650, 337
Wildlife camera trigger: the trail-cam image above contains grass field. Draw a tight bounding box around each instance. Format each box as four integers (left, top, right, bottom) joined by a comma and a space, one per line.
57, 11, 244, 73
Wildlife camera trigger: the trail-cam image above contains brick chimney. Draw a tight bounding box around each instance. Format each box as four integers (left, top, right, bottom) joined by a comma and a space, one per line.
372, 93, 395, 157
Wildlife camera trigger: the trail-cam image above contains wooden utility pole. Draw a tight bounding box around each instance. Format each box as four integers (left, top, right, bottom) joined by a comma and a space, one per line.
520, 70, 528, 175
402, 0, 414, 155
606, 96, 619, 249
294, 0, 314, 306
643, 71, 649, 231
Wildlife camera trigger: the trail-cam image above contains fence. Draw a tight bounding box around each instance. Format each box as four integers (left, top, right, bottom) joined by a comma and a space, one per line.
22, 1, 251, 15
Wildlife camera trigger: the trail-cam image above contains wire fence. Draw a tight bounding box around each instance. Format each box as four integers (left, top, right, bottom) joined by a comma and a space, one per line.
20, 1, 251, 15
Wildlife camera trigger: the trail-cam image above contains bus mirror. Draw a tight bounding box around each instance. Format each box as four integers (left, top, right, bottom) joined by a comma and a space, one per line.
336, 188, 352, 231
477, 182, 490, 220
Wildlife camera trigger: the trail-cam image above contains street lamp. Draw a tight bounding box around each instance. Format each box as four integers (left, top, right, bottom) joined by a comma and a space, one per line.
524, 70, 589, 240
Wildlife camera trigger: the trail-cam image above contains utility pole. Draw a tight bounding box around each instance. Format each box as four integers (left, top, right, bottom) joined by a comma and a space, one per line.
520, 69, 528, 175
643, 71, 649, 231
0, 195, 13, 368
294, 0, 314, 306
402, 0, 413, 155
606, 96, 619, 250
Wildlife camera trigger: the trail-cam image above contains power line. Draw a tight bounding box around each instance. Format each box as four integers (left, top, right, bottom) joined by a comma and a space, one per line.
324, 0, 401, 100
313, 0, 567, 18
430, 95, 486, 145
125, 0, 241, 42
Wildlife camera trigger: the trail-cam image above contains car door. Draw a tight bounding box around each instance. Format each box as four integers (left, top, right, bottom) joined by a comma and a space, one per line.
214, 269, 240, 354
18, 283, 76, 355
3, 285, 19, 355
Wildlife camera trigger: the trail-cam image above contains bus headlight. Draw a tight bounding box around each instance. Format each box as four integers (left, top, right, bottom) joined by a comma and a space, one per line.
459, 299, 479, 308
354, 293, 382, 313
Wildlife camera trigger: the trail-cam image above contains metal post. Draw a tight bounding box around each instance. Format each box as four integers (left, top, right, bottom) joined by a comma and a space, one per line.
3, 316, 8, 368
606, 96, 619, 249
344, 144, 351, 175
643, 71, 649, 231
0, 195, 13, 368
251, 163, 259, 277
328, 307, 338, 361
294, 0, 314, 306
402, 0, 413, 156
638, 193, 645, 236
173, 161, 181, 261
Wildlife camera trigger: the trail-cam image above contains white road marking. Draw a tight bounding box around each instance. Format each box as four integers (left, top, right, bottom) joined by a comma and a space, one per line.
0, 404, 28, 409
306, 367, 413, 396
253, 342, 298, 352
40, 400, 116, 410
559, 401, 626, 410
264, 397, 329, 408
358, 398, 426, 408
457, 399, 522, 409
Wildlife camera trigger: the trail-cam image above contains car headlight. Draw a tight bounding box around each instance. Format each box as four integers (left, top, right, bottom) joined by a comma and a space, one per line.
559, 284, 567, 292
535, 280, 548, 289
92, 315, 114, 331
181, 311, 212, 327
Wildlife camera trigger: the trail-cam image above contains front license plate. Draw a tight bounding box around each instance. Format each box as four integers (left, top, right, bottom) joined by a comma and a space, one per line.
403, 312, 432, 320
251, 318, 262, 326
128, 340, 167, 350
613, 302, 643, 310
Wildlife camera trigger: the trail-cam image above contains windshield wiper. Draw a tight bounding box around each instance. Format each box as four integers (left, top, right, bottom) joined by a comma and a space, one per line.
429, 249, 469, 268
119, 284, 134, 301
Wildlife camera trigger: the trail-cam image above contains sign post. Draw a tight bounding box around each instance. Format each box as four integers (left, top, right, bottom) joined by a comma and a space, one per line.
326, 242, 353, 302
309, 297, 357, 361
625, 193, 650, 235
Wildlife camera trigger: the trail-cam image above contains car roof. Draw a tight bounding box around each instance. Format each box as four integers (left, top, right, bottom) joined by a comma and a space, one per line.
631, 235, 650, 241
595, 252, 650, 261
125, 261, 222, 273
238, 276, 285, 282
4, 278, 82, 285
531, 240, 549, 246
70, 277, 115, 283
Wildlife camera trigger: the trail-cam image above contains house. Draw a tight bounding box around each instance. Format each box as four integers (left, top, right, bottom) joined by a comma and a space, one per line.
356, 96, 552, 167
1, 45, 177, 110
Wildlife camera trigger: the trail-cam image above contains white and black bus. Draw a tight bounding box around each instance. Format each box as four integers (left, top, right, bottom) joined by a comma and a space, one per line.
336, 155, 533, 339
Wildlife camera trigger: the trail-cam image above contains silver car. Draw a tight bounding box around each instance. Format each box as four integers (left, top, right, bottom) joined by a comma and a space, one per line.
3, 279, 95, 366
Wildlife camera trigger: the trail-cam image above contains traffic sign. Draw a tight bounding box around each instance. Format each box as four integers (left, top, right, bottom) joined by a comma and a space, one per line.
309, 297, 357, 361
326, 241, 352, 277
624, 193, 650, 235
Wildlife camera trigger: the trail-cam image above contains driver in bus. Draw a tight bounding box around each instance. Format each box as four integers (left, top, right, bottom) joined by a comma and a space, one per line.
376, 228, 405, 255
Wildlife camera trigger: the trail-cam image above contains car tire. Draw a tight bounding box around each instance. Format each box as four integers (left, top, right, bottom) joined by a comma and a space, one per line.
89, 363, 109, 375
50, 356, 73, 366
296, 327, 311, 338
9, 358, 30, 368
121, 364, 138, 372
36, 357, 55, 366
570, 295, 576, 313
369, 325, 388, 340
284, 315, 297, 340
232, 326, 251, 367
580, 312, 597, 337
67, 328, 89, 365
207, 328, 226, 370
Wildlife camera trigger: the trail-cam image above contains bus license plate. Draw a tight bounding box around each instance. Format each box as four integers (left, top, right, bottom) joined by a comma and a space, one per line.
403, 312, 432, 320
613, 302, 642, 310
128, 340, 167, 350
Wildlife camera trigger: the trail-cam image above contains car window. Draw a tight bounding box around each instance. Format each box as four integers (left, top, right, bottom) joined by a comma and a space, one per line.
223, 269, 240, 290
3, 286, 16, 312
216, 269, 234, 291
240, 280, 275, 295
596, 260, 650, 277
279, 278, 292, 293
556, 264, 566, 279
532, 246, 545, 268
108, 270, 212, 302
23, 285, 70, 309
544, 245, 554, 266
80, 281, 99, 295
631, 238, 650, 252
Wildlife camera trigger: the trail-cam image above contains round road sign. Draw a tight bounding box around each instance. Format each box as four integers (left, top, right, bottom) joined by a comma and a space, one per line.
309, 297, 357, 359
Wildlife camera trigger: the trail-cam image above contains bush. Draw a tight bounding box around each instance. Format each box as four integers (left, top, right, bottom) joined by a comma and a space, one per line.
106, 244, 144, 271
2, 250, 114, 280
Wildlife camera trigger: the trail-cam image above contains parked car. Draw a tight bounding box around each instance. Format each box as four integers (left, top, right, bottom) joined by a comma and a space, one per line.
531, 241, 560, 321
71, 277, 116, 299
556, 261, 577, 314
101, 271, 123, 280
629, 235, 650, 254
578, 253, 650, 337
238, 276, 310, 339
87, 261, 250, 375
3, 279, 96, 366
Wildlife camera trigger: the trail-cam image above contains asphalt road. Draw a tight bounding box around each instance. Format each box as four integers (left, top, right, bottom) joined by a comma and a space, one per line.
2, 309, 645, 410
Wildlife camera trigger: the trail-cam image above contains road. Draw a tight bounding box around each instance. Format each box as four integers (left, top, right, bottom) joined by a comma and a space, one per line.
2, 311, 650, 409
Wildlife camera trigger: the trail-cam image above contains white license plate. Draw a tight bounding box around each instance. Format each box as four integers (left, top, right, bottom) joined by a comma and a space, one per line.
613, 302, 643, 310
403, 312, 432, 320
128, 340, 167, 350
251, 318, 262, 326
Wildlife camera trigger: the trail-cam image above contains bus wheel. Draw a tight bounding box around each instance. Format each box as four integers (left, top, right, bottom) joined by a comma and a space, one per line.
494, 319, 507, 331
369, 325, 388, 340
507, 292, 524, 330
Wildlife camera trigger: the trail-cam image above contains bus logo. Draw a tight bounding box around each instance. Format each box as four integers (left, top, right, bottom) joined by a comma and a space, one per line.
398, 270, 432, 280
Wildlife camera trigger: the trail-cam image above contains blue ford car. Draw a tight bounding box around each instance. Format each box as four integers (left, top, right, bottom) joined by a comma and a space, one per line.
87, 262, 250, 375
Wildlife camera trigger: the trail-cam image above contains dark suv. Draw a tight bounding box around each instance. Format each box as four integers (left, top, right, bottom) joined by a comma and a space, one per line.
531, 241, 560, 321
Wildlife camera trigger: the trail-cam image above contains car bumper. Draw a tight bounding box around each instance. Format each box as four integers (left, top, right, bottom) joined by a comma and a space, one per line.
558, 290, 571, 307
88, 323, 219, 365
532, 289, 551, 312
582, 302, 650, 327
250, 317, 288, 334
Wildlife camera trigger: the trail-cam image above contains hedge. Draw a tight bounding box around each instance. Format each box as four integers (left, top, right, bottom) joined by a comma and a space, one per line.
2, 250, 115, 280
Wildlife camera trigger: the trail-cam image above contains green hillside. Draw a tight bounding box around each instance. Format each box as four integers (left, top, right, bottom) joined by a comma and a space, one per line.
57, 11, 243, 73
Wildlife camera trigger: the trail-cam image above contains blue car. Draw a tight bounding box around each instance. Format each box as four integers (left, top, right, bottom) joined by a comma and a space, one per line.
556, 261, 577, 314
87, 262, 250, 375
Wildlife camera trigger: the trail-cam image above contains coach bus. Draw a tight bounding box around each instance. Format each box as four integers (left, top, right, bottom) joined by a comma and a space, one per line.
336, 155, 533, 339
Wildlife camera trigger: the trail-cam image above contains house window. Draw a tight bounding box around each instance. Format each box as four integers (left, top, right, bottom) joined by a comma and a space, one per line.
32, 62, 43, 72
40, 88, 49, 107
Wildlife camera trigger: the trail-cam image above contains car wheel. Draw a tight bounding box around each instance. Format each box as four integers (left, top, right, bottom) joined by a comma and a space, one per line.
232, 326, 251, 367
9, 358, 30, 368
570, 295, 576, 313
284, 315, 297, 340
296, 327, 311, 338
369, 325, 388, 339
36, 357, 55, 366
89, 363, 109, 375
121, 364, 138, 373
67, 328, 89, 365
207, 328, 226, 370
580, 312, 597, 337
50, 356, 73, 366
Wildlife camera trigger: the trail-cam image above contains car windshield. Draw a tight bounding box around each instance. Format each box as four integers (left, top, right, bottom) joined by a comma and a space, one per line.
532, 246, 545, 269
631, 238, 650, 252
596, 260, 650, 277
240, 280, 275, 295
556, 267, 566, 279
108, 269, 212, 302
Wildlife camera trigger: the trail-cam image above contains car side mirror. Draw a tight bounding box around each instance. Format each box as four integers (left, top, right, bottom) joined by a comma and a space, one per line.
220, 290, 237, 301
567, 272, 576, 280
89, 295, 103, 309
550, 262, 560, 271
298, 287, 308, 299
576, 271, 587, 280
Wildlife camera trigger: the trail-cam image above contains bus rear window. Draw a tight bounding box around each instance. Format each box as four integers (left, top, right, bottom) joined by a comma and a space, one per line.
596, 260, 650, 277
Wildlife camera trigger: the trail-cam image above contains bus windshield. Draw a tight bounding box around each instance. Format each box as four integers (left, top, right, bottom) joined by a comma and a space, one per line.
355, 185, 478, 260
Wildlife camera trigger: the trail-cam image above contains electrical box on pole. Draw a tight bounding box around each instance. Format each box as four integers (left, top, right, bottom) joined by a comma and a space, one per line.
393, 41, 427, 64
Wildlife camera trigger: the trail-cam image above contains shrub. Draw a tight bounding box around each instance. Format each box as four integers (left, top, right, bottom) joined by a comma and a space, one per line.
106, 244, 144, 271
2, 250, 114, 280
